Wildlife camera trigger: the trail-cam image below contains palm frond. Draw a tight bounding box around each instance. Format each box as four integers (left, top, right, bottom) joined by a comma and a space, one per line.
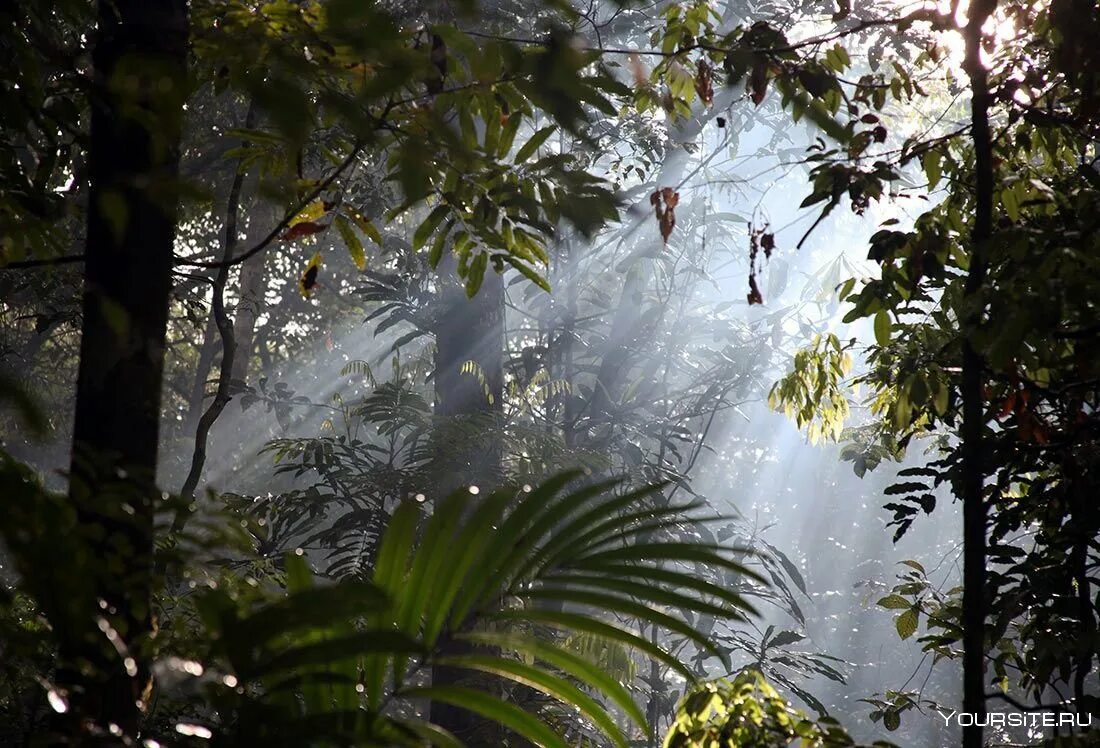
192, 471, 757, 746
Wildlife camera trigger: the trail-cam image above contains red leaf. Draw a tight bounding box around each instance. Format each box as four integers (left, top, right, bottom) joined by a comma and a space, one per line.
281, 221, 328, 242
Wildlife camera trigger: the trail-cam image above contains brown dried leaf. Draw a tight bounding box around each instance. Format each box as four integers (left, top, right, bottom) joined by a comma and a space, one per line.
750, 60, 769, 106
651, 188, 680, 244
747, 274, 764, 305
695, 59, 714, 106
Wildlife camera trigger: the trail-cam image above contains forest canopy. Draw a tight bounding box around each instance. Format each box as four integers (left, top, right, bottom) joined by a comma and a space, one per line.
0, 0, 1098, 746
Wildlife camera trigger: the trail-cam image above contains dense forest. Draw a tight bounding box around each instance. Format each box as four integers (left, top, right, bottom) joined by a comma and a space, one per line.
1, 0, 1098, 745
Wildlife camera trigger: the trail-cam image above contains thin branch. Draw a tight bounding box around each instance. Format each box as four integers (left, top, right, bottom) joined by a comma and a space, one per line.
174, 141, 363, 270
169, 101, 256, 538
461, 11, 957, 57
0, 254, 85, 270
985, 692, 1068, 713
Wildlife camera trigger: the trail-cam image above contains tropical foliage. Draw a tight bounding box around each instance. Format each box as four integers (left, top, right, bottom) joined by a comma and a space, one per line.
2, 0, 1098, 745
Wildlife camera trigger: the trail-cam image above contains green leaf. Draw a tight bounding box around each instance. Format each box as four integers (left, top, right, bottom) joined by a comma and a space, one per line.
876, 594, 910, 610
503, 256, 550, 291
516, 484, 666, 578
497, 113, 522, 159
543, 574, 741, 622
233, 582, 388, 648
461, 631, 646, 729
392, 493, 469, 680
424, 489, 514, 644
414, 205, 450, 251
391, 719, 463, 748
522, 587, 727, 665
246, 630, 422, 678
451, 473, 601, 622
434, 655, 629, 748
873, 309, 892, 347
560, 561, 754, 618
921, 149, 942, 189
482, 102, 502, 155
458, 106, 478, 150
402, 686, 569, 748
932, 379, 949, 416
514, 126, 556, 164
335, 215, 366, 270
428, 230, 448, 269
464, 252, 488, 298
896, 607, 919, 640
491, 608, 694, 680
799, 95, 850, 143
285, 552, 314, 592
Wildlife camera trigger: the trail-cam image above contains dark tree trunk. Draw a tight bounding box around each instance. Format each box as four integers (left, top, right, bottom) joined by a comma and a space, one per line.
430, 256, 505, 489
229, 243, 266, 384
429, 255, 505, 742
183, 312, 219, 436
62, 0, 187, 738
961, 2, 996, 746
1068, 462, 1098, 711
172, 102, 255, 538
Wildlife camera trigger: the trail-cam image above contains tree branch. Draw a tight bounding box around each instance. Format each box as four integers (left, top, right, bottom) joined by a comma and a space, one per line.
169, 101, 256, 538
960, 2, 997, 747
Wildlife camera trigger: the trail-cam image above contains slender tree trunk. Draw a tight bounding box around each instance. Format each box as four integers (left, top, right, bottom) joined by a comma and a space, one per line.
430, 256, 505, 488
229, 240, 266, 384
575, 97, 716, 433
183, 311, 219, 436
172, 103, 255, 536
1068, 465, 1097, 713
429, 255, 505, 741
961, 3, 996, 746
63, 0, 187, 738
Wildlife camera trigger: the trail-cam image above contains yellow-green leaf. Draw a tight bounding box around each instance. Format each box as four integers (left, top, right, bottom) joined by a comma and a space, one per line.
896, 607, 918, 640
335, 215, 366, 270
290, 199, 326, 227
347, 209, 383, 246
877, 594, 910, 610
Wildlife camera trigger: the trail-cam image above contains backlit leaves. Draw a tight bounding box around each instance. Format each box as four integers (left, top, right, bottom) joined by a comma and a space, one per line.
768, 333, 852, 444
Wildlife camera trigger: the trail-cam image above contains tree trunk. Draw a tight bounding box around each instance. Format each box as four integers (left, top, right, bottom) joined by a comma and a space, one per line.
172, 102, 255, 538
229, 241, 266, 384
63, 0, 187, 738
430, 256, 505, 489
961, 3, 996, 746
429, 255, 505, 742
183, 311, 219, 436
